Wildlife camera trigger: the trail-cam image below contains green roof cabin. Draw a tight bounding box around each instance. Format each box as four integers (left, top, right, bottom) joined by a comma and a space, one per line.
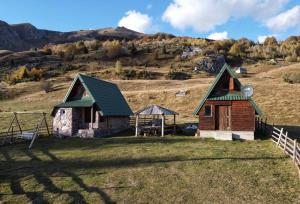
52, 74, 133, 138
193, 63, 262, 140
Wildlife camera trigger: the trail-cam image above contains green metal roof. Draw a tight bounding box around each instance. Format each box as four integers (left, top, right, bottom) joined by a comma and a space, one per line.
207, 92, 246, 101
56, 74, 133, 116
193, 63, 262, 116
55, 98, 94, 108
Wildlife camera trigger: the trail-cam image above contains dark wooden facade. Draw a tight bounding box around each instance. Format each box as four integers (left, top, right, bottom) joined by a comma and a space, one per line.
198, 100, 255, 131
194, 63, 261, 133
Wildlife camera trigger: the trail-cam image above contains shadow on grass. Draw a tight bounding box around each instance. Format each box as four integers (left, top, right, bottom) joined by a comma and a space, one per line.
0, 136, 290, 203
276, 125, 300, 140
0, 148, 116, 204
255, 124, 300, 141
33, 136, 200, 151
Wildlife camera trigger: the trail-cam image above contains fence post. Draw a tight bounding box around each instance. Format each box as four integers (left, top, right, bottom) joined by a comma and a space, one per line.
259, 118, 262, 131
283, 132, 288, 153
293, 139, 297, 163
277, 128, 283, 146
264, 118, 267, 134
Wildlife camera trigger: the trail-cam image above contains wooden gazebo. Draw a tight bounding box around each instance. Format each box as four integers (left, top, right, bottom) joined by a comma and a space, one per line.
135, 105, 178, 137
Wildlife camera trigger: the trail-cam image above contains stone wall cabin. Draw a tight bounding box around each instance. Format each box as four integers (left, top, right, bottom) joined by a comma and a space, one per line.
193, 63, 262, 140
52, 74, 133, 138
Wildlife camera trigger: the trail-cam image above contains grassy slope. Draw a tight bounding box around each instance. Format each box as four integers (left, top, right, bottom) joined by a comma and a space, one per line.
0, 136, 300, 203
0, 63, 299, 134
0, 64, 300, 203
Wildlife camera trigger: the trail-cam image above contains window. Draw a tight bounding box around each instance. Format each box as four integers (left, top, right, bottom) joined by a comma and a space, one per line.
204, 105, 212, 117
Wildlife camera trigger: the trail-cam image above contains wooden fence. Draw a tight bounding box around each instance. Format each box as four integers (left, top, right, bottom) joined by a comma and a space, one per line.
256, 118, 300, 177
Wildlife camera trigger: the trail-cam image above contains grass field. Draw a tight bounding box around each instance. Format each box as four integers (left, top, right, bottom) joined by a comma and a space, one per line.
0, 136, 300, 203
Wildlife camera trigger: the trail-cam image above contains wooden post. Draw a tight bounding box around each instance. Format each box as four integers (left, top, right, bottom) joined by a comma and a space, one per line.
161, 114, 165, 137
91, 106, 94, 129
264, 118, 267, 134
277, 128, 283, 146
173, 115, 176, 134
293, 139, 297, 163
14, 113, 22, 134
283, 131, 288, 152
135, 115, 139, 137
7, 114, 16, 135
43, 112, 50, 136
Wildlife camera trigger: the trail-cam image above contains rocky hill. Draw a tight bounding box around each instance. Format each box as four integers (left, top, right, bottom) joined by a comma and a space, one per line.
0, 20, 145, 51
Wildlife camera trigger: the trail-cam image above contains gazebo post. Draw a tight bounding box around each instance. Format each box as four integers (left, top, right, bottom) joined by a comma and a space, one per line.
161, 114, 165, 137
91, 106, 94, 129
135, 115, 139, 137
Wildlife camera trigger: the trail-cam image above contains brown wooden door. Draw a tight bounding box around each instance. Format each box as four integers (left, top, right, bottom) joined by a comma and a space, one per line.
217, 106, 231, 130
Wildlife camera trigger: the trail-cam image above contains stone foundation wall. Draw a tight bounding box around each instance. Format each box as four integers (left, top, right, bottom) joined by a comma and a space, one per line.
53, 108, 130, 137
197, 130, 255, 140
53, 108, 73, 137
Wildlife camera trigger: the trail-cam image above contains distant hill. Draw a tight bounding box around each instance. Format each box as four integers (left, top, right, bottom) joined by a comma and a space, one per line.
0, 20, 146, 51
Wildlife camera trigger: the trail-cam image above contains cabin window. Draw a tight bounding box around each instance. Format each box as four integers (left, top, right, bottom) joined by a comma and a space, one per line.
60, 109, 65, 115
204, 105, 212, 117
99, 116, 105, 123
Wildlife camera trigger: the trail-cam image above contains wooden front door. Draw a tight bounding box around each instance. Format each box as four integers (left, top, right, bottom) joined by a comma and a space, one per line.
217, 106, 231, 130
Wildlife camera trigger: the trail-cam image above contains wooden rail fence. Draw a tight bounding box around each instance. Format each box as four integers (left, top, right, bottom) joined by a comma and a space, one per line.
256, 118, 300, 178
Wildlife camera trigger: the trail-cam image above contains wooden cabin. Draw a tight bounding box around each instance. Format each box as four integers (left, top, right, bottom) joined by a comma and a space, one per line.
52, 74, 133, 138
193, 63, 262, 140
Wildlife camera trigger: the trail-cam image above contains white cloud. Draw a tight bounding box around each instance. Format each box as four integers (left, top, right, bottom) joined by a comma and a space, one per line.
118, 10, 152, 33
257, 34, 278, 43
266, 6, 300, 32
207, 32, 229, 40
162, 0, 289, 32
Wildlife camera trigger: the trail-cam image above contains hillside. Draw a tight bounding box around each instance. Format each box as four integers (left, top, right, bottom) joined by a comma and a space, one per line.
0, 20, 145, 51
0, 63, 299, 136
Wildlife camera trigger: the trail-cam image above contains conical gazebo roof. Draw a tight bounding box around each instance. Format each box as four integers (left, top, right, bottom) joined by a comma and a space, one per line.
135, 105, 178, 115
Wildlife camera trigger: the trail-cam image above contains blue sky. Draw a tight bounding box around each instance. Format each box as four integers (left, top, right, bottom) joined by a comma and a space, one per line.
1, 0, 300, 42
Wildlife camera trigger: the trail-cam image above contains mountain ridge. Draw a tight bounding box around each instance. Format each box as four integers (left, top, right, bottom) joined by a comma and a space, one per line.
0, 20, 146, 51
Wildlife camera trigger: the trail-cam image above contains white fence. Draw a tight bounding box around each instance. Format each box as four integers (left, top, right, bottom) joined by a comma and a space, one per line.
256, 118, 300, 178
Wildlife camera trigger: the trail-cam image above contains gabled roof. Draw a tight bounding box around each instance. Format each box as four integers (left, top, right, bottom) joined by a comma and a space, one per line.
56, 74, 133, 116
193, 63, 262, 116
135, 105, 178, 115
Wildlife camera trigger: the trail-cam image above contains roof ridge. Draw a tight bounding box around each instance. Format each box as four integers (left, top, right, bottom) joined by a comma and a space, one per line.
79, 73, 116, 86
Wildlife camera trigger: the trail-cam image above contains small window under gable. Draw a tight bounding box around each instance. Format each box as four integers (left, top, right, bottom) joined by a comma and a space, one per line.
204, 105, 212, 117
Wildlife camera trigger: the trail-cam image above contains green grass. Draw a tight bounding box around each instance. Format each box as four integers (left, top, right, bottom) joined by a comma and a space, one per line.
0, 136, 300, 203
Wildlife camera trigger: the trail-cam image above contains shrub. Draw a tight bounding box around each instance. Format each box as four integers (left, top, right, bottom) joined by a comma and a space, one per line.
115, 60, 123, 75
263, 37, 278, 46
75, 41, 88, 54
229, 43, 241, 56
137, 70, 155, 79
119, 69, 137, 80
165, 71, 191, 80
283, 73, 300, 84
5, 66, 29, 84
285, 56, 298, 62
5, 66, 44, 84
103, 40, 126, 59
43, 48, 52, 55
28, 68, 43, 81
